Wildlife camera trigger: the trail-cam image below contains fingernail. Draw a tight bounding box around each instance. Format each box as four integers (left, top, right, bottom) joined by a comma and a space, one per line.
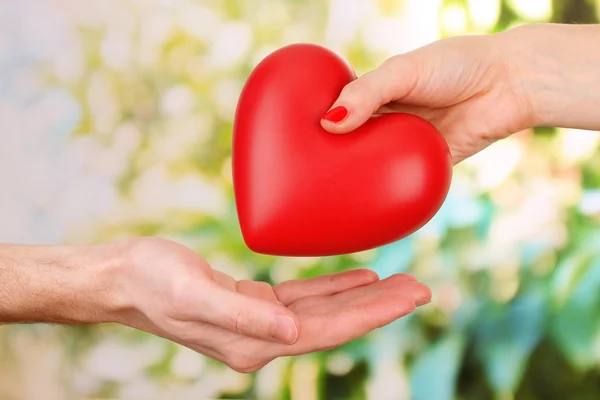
273, 315, 298, 344
321, 106, 348, 123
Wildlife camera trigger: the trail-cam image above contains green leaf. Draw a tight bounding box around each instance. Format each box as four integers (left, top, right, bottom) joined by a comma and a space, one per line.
475, 289, 547, 395
550, 257, 600, 370
551, 232, 600, 308
410, 331, 466, 400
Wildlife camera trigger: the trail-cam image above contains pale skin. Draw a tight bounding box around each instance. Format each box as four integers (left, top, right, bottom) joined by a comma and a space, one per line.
321, 23, 600, 163
2, 23, 599, 373
0, 237, 431, 373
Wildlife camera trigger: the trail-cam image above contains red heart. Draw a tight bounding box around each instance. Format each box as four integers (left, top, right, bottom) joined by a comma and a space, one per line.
233, 44, 452, 257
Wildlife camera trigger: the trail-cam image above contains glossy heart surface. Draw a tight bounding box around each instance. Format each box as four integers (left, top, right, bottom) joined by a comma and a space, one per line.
233, 44, 452, 256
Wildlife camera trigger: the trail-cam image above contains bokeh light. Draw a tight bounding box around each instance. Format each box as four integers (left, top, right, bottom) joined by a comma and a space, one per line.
1, 0, 600, 399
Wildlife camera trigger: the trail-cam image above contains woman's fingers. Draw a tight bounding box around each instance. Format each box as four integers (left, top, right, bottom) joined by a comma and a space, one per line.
320, 55, 420, 133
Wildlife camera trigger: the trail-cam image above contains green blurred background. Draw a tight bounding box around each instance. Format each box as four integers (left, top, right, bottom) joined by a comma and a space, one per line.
1, 0, 600, 399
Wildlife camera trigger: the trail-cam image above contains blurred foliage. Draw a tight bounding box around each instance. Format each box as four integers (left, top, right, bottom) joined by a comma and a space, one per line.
1, 0, 600, 399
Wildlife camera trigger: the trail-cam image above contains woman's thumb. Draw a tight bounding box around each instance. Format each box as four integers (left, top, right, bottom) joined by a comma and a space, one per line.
320, 55, 418, 134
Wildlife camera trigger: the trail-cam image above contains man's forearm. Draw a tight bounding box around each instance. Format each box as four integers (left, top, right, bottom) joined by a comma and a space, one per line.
0, 243, 122, 324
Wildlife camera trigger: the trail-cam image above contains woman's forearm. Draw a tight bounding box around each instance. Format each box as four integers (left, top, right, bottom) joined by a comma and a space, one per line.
501, 23, 600, 131
0, 244, 121, 324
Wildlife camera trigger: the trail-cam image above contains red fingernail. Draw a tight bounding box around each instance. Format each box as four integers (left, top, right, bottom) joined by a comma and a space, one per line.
321, 106, 348, 123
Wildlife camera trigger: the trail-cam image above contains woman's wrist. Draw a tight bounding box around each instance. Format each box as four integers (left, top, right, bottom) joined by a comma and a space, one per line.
499, 23, 600, 131
0, 242, 127, 325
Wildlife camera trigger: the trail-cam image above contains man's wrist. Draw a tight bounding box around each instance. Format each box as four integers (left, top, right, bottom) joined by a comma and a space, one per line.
0, 242, 129, 325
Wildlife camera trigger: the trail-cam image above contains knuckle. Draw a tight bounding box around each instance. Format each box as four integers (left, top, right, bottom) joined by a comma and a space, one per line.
399, 273, 417, 281
255, 281, 273, 291
164, 281, 191, 317
231, 364, 260, 374
232, 308, 266, 338
379, 57, 400, 78
411, 283, 432, 301
226, 355, 266, 373
389, 273, 417, 284
379, 58, 402, 89
272, 282, 292, 303
401, 298, 417, 313
340, 81, 371, 108
253, 281, 275, 297
357, 269, 379, 283
234, 309, 243, 334
381, 54, 421, 101
234, 279, 248, 294
449, 125, 499, 158
236, 280, 276, 301
165, 278, 210, 320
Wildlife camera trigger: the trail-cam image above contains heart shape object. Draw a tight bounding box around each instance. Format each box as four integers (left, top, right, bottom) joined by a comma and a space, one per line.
233, 43, 452, 257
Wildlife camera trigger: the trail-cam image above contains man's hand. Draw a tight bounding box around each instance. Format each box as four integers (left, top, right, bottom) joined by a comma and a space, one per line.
0, 237, 431, 372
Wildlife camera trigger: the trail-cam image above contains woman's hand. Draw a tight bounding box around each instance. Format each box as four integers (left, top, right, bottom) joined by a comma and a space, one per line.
321, 23, 600, 164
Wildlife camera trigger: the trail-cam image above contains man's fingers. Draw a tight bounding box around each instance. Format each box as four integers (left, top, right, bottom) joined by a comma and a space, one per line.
273, 269, 379, 305
280, 275, 430, 355
331, 273, 416, 302
236, 280, 280, 303
189, 283, 300, 345
412, 281, 433, 306
211, 270, 237, 291
345, 273, 431, 306
320, 55, 419, 134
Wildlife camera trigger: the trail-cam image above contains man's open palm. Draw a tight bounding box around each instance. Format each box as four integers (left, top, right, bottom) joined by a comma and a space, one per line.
118, 238, 431, 372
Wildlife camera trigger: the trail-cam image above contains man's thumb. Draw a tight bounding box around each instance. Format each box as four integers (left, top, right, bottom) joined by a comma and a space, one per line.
202, 284, 300, 344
